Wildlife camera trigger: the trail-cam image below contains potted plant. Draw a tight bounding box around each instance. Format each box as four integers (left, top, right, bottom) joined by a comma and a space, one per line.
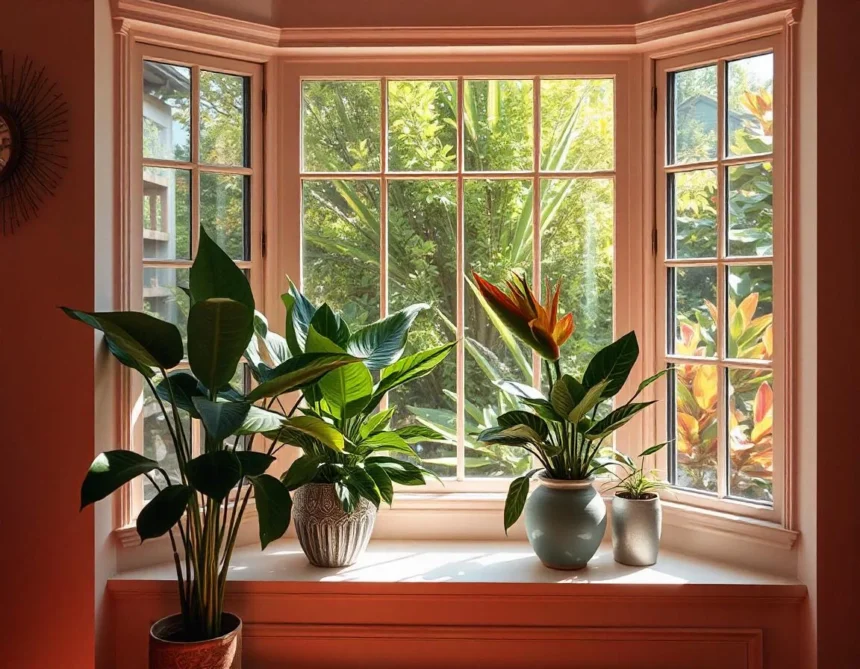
247, 281, 453, 567
65, 229, 355, 668
473, 272, 669, 570
607, 444, 668, 567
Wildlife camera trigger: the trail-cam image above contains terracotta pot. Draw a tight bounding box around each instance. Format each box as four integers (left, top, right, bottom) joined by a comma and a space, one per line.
293, 482, 377, 567
149, 612, 242, 669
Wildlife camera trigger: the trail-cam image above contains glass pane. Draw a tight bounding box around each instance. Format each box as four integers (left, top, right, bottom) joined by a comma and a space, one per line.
727, 53, 773, 157
728, 161, 773, 257
671, 168, 717, 259
727, 265, 773, 360
200, 172, 248, 261
302, 80, 381, 172
673, 364, 718, 493
388, 80, 457, 172
464, 179, 533, 476
388, 180, 457, 476
540, 79, 614, 171
143, 378, 191, 501
199, 71, 248, 166
143, 61, 190, 161
671, 65, 717, 164
143, 167, 190, 260
464, 80, 533, 172
541, 178, 614, 378
728, 367, 774, 503
302, 180, 380, 327
143, 267, 190, 345
671, 266, 717, 358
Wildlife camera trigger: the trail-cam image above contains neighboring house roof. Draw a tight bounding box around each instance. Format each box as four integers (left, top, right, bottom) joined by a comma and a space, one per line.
676, 94, 752, 125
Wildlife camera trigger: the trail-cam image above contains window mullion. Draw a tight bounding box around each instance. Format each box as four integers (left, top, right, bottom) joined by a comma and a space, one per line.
190, 64, 201, 259
531, 76, 542, 392
455, 77, 466, 482
716, 59, 728, 500
379, 78, 389, 413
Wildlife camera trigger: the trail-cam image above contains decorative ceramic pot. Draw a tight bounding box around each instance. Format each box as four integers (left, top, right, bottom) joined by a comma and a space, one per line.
293, 482, 377, 567
611, 492, 662, 566
149, 612, 242, 669
524, 474, 607, 570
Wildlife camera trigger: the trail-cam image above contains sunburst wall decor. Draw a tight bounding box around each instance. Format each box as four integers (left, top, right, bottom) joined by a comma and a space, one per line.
0, 51, 69, 235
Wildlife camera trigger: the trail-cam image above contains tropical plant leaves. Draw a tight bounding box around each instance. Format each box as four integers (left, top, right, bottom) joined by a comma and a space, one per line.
567, 380, 609, 425
585, 401, 657, 440
365, 456, 429, 485
185, 451, 242, 500
504, 469, 539, 533
497, 410, 549, 441
280, 415, 344, 452
192, 397, 251, 442
281, 279, 316, 356
249, 474, 292, 549
582, 331, 639, 398
366, 464, 394, 506
346, 303, 429, 370
550, 375, 586, 417
245, 352, 359, 401
189, 226, 255, 311
309, 303, 350, 348
394, 424, 447, 444
136, 485, 193, 542
346, 466, 381, 508
370, 342, 456, 407
281, 454, 323, 490
187, 298, 254, 391
358, 431, 416, 457
80, 450, 159, 509
155, 371, 203, 417
235, 451, 275, 477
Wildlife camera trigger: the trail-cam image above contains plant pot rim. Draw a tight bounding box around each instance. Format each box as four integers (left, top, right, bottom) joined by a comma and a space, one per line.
537, 473, 596, 490
614, 491, 660, 502
150, 612, 242, 646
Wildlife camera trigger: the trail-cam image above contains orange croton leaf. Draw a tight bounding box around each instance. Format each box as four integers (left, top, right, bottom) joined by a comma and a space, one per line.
763, 325, 774, 358
738, 293, 759, 330
704, 299, 718, 326
693, 365, 718, 411
751, 381, 774, 443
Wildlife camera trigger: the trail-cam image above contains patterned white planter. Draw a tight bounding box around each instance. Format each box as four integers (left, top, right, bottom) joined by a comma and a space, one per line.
292, 483, 377, 567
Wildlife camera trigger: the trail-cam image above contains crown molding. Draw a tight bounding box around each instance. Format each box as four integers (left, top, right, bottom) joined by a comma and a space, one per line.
113, 0, 802, 53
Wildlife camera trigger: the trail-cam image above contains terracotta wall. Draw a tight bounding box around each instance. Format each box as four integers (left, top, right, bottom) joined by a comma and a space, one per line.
0, 1, 98, 667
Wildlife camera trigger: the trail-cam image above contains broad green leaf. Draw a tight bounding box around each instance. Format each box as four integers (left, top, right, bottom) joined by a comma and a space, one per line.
550, 375, 586, 417
633, 367, 674, 398
495, 380, 546, 401
192, 397, 251, 442
249, 474, 292, 549
395, 424, 448, 444
189, 226, 254, 311
156, 371, 202, 417
81, 451, 159, 509
504, 469, 539, 533
359, 431, 416, 457
366, 464, 394, 505
582, 331, 639, 398
585, 401, 657, 440
497, 410, 549, 441
136, 485, 193, 542
104, 337, 156, 379
185, 451, 242, 500
245, 352, 359, 401
281, 454, 323, 490
335, 480, 359, 513
568, 380, 609, 425
187, 298, 254, 391
235, 451, 275, 477
370, 342, 456, 408
347, 466, 381, 508
320, 361, 373, 419
346, 303, 429, 370
309, 303, 350, 348
62, 309, 183, 371
245, 311, 289, 374
365, 456, 427, 485
476, 426, 531, 446
638, 441, 669, 458
361, 407, 396, 438
281, 279, 316, 356
236, 405, 286, 436
281, 415, 344, 452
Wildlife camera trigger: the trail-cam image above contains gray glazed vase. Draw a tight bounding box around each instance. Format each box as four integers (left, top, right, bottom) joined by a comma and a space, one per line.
524, 474, 607, 570
292, 482, 377, 567
611, 492, 662, 566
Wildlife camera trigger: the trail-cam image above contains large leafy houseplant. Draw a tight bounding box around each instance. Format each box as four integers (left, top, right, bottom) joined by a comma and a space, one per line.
473, 272, 670, 533
65, 229, 357, 642
250, 281, 453, 512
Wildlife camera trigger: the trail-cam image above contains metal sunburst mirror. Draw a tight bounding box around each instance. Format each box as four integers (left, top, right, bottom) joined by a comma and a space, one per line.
0, 51, 68, 235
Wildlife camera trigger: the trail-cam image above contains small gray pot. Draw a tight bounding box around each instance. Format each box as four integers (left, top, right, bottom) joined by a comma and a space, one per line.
611, 492, 662, 566
524, 474, 607, 570
292, 483, 377, 568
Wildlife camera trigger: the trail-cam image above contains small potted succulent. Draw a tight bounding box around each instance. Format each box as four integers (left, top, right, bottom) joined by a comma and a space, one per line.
607, 444, 668, 567
248, 281, 453, 568
473, 272, 670, 570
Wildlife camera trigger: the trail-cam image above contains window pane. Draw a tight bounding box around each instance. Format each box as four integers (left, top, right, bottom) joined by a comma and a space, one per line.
302, 81, 381, 172
302, 180, 380, 327
541, 178, 614, 378
143, 167, 190, 260
671, 266, 717, 358
727, 265, 773, 360
728, 367, 774, 503
671, 168, 717, 259
144, 268, 190, 345
143, 378, 191, 501
673, 364, 718, 493
199, 71, 247, 166
540, 79, 614, 171
388, 81, 457, 172
671, 65, 717, 164
727, 53, 773, 157
143, 61, 190, 162
728, 162, 773, 257
388, 180, 457, 476
464, 179, 533, 476
200, 172, 248, 261
464, 80, 533, 172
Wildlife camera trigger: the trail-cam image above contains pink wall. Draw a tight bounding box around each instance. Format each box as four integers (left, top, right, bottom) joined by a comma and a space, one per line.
0, 1, 97, 667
